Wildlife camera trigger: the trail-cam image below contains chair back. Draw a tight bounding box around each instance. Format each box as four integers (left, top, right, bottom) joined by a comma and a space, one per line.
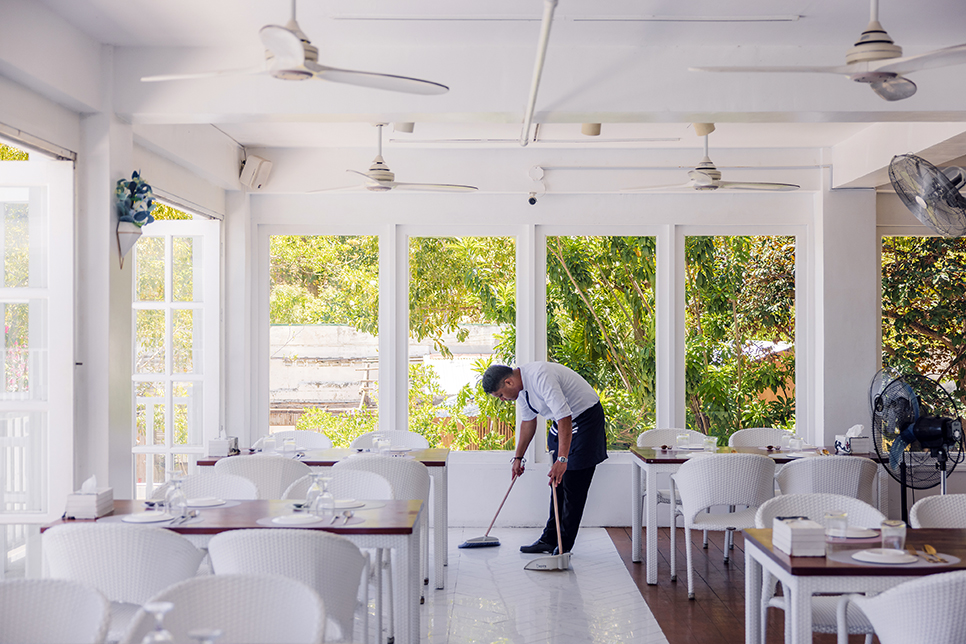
282, 469, 393, 501
0, 578, 110, 644
755, 493, 886, 529
150, 472, 258, 501
910, 494, 966, 528
849, 570, 966, 644
119, 574, 325, 644
332, 454, 430, 507
673, 453, 776, 521
213, 454, 312, 499
252, 430, 333, 451
728, 427, 791, 447
636, 428, 707, 448
42, 523, 204, 605
775, 455, 879, 505
350, 430, 430, 450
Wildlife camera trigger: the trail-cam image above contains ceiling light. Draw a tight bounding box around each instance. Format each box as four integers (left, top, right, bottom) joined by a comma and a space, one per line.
581, 123, 602, 136
394, 122, 415, 133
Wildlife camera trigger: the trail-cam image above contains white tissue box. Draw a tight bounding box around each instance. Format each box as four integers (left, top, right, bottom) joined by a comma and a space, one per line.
849, 436, 871, 454
65, 488, 114, 519
208, 436, 238, 457
772, 517, 826, 557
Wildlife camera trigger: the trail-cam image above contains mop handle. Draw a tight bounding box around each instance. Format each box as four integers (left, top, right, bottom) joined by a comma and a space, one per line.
552, 482, 564, 554
484, 474, 518, 537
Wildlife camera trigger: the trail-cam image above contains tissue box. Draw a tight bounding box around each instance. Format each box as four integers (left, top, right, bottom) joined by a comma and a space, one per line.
772, 517, 826, 557
65, 488, 114, 520
849, 436, 871, 454
208, 436, 238, 457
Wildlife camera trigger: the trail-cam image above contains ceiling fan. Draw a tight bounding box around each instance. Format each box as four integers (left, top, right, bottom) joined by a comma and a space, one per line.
141, 0, 448, 95
690, 0, 966, 101
623, 124, 799, 193
313, 124, 478, 193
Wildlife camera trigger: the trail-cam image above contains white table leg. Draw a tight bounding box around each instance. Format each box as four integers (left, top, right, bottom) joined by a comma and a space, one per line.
788, 577, 813, 644
745, 545, 762, 644
392, 519, 421, 644
646, 465, 659, 585
631, 463, 642, 564
432, 464, 448, 588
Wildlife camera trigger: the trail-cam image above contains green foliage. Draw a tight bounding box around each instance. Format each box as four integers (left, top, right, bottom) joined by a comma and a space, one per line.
0, 144, 28, 161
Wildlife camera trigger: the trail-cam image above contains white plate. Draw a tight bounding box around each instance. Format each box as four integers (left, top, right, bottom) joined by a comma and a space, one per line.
828, 527, 878, 539
389, 447, 412, 453
271, 514, 322, 526
187, 497, 225, 508
852, 548, 918, 564
674, 446, 705, 451
121, 512, 173, 524
334, 499, 365, 509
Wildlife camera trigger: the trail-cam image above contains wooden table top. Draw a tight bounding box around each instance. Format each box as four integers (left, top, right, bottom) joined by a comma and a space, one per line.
197, 447, 450, 468
629, 445, 880, 464
744, 527, 966, 577
43, 499, 423, 536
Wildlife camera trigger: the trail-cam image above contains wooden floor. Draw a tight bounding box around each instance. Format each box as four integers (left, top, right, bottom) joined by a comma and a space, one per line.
606, 527, 880, 644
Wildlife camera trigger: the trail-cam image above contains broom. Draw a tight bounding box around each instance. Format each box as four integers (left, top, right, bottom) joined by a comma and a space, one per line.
458, 474, 518, 548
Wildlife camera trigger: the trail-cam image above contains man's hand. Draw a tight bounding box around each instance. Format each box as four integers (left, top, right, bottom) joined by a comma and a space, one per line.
512, 458, 526, 478
548, 459, 567, 486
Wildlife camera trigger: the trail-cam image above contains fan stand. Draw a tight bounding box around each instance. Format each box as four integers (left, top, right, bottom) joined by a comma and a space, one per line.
899, 445, 954, 523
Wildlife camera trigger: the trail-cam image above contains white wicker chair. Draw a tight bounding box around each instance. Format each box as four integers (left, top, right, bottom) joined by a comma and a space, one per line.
149, 472, 259, 501
909, 493, 966, 528
252, 429, 333, 451
208, 529, 367, 643
776, 455, 879, 505
119, 574, 325, 644
837, 570, 966, 644
282, 469, 393, 502
332, 454, 430, 644
213, 454, 312, 499
0, 578, 110, 644
669, 453, 775, 599
755, 493, 885, 644
349, 430, 429, 450
728, 427, 791, 447
43, 523, 204, 643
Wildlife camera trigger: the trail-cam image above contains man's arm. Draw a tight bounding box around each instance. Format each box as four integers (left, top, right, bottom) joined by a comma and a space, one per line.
512, 418, 537, 477
548, 415, 571, 486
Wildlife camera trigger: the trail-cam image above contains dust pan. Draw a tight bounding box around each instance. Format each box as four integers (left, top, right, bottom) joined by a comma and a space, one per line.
459, 474, 517, 549
524, 483, 571, 571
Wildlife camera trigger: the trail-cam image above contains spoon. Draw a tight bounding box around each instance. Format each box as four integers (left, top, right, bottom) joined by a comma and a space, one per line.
923, 544, 947, 563
342, 509, 354, 525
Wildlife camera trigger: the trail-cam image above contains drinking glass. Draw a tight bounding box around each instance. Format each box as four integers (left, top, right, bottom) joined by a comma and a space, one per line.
304, 472, 325, 510
374, 435, 391, 453
824, 510, 848, 538
282, 437, 297, 456
141, 601, 175, 644
789, 437, 804, 451
881, 519, 907, 551
261, 435, 277, 454
311, 476, 335, 519
703, 436, 717, 452
779, 433, 791, 450
188, 629, 223, 644
164, 478, 188, 520
676, 432, 691, 449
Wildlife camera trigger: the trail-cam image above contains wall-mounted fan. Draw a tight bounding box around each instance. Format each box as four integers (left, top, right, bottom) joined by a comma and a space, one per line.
870, 371, 965, 521
691, 0, 966, 101
623, 124, 799, 193
141, 0, 447, 95
312, 124, 478, 193
889, 154, 966, 237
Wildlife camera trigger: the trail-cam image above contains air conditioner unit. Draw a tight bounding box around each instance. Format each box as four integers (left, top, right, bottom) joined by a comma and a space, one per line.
239, 155, 272, 190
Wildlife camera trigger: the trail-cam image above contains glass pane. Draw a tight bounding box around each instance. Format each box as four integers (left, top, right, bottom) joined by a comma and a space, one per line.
135, 237, 165, 302
173, 381, 201, 446
134, 453, 166, 500
269, 235, 378, 446
547, 236, 656, 450
172, 309, 197, 373
0, 185, 47, 289
172, 236, 199, 302
135, 309, 166, 373
0, 411, 45, 512
135, 381, 165, 446
409, 236, 516, 450
4, 197, 29, 288
684, 236, 796, 442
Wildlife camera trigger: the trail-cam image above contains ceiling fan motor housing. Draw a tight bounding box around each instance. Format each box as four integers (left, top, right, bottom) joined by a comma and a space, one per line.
265, 19, 318, 80
846, 20, 903, 82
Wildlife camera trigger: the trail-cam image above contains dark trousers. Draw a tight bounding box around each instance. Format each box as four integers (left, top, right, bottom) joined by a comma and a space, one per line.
538, 464, 597, 553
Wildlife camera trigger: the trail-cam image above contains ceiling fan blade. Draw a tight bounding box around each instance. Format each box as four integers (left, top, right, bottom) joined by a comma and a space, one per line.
306, 185, 364, 194
870, 76, 917, 101
715, 181, 800, 191
389, 181, 478, 192
312, 65, 448, 95
347, 169, 372, 180
690, 64, 852, 75
872, 42, 966, 75
141, 65, 267, 83
622, 181, 698, 193
259, 25, 307, 65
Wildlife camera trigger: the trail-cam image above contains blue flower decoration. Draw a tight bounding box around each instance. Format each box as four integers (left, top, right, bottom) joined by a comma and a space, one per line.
116, 170, 157, 227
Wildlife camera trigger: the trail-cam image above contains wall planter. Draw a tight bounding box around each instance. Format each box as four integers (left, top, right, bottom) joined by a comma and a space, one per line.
115, 171, 156, 268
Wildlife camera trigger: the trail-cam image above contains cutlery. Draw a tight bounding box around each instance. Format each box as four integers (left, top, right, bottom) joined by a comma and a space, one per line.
923, 544, 948, 563
907, 545, 920, 560
329, 515, 339, 525
342, 510, 354, 525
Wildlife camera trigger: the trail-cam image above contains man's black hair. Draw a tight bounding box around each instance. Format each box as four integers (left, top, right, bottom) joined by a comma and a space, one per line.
481, 364, 514, 394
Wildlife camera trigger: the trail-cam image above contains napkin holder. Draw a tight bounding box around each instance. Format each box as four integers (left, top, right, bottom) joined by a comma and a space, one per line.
65, 488, 114, 520
772, 517, 826, 557
208, 436, 238, 457
849, 436, 871, 454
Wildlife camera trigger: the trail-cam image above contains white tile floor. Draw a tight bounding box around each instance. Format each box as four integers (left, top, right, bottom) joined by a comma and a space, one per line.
411, 528, 669, 644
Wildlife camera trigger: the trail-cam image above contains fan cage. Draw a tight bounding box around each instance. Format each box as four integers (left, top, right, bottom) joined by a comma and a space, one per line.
889, 154, 966, 238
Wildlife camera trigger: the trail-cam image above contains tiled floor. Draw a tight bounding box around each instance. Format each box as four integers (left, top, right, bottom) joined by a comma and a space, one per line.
414, 528, 668, 644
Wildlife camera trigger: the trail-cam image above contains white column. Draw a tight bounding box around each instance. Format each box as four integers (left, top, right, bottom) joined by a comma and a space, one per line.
223, 189, 251, 443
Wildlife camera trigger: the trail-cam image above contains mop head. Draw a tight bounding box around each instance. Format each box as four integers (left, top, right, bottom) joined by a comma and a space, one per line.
458, 536, 501, 548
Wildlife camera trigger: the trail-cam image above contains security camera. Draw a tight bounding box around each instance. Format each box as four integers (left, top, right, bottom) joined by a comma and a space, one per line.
528, 192, 537, 205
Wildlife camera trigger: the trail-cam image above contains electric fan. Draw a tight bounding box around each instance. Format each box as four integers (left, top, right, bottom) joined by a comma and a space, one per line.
870, 371, 965, 521
889, 154, 966, 238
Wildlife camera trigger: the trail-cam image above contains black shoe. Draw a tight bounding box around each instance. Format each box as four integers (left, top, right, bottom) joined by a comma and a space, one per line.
520, 540, 555, 554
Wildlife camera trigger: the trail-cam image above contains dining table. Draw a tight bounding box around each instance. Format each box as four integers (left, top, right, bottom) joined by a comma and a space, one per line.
743, 526, 966, 644
198, 446, 451, 590
43, 498, 424, 644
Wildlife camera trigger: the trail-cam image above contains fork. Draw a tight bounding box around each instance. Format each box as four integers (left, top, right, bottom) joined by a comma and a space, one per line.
924, 544, 948, 563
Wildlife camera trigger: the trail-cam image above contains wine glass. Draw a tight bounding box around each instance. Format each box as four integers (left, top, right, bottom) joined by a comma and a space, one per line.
303, 472, 325, 511
141, 601, 175, 644
311, 476, 335, 519
164, 477, 188, 520
188, 628, 223, 644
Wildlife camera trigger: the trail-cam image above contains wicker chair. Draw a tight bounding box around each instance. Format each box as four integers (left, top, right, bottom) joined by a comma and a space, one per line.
149, 472, 258, 501
252, 429, 333, 451
728, 427, 792, 447
0, 578, 110, 644
119, 574, 325, 644
837, 570, 966, 644
208, 529, 367, 642
213, 454, 312, 499
282, 469, 393, 502
776, 455, 879, 506
43, 523, 204, 643
669, 453, 775, 599
755, 493, 885, 644
909, 493, 966, 528
349, 430, 429, 450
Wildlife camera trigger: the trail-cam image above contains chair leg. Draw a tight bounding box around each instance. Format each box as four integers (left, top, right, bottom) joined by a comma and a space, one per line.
723, 528, 733, 564
360, 557, 370, 644
703, 509, 710, 548
669, 508, 677, 582
759, 571, 775, 644
385, 548, 395, 644
685, 526, 695, 599
373, 549, 383, 644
